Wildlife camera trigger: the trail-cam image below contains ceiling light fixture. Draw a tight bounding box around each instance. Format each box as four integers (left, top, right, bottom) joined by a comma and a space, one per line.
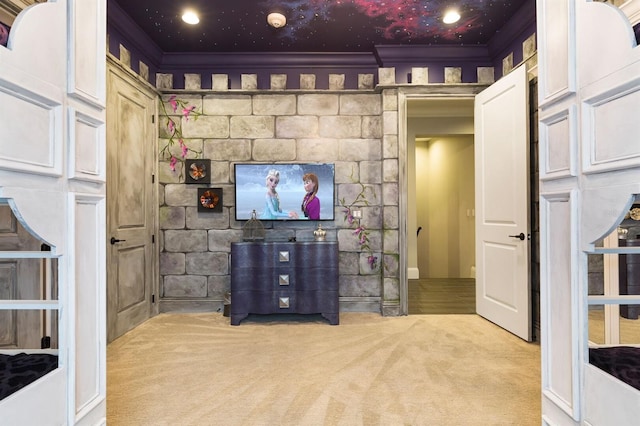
182, 10, 200, 25
443, 10, 461, 24
267, 12, 286, 28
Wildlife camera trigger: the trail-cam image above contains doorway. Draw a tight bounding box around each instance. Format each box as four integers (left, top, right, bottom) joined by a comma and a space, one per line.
403, 97, 477, 315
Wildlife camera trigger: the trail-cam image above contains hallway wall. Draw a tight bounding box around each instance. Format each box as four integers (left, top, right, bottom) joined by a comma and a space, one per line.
417, 136, 475, 278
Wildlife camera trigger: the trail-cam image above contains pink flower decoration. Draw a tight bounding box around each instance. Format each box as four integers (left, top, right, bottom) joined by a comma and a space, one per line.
182, 105, 196, 120
169, 156, 178, 171
367, 255, 377, 269
168, 119, 175, 133
180, 141, 188, 158
169, 95, 178, 112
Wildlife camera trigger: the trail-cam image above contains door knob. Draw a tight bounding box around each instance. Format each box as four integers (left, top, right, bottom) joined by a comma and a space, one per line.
110, 237, 126, 245
508, 233, 526, 241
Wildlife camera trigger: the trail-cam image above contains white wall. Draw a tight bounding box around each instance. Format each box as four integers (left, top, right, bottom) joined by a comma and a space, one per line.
416, 136, 475, 278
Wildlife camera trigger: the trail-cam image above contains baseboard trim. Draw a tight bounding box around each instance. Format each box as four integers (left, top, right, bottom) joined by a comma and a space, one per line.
408, 268, 419, 279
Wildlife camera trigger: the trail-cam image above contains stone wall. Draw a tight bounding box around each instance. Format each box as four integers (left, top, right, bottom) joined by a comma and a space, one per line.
157, 74, 403, 314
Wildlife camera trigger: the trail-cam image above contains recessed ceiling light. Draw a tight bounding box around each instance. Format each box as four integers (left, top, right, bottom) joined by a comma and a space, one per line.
443, 10, 461, 24
182, 10, 200, 25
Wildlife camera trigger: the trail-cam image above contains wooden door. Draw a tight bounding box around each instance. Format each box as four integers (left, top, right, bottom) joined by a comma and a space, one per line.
106, 62, 157, 342
474, 64, 531, 341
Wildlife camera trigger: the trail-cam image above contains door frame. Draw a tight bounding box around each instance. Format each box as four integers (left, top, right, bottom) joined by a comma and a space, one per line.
398, 86, 487, 315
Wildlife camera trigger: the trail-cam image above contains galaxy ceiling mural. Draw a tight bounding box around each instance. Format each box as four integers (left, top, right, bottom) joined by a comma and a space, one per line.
112, 0, 530, 53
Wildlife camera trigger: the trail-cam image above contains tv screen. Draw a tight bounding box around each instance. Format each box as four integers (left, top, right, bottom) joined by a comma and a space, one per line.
234, 163, 335, 221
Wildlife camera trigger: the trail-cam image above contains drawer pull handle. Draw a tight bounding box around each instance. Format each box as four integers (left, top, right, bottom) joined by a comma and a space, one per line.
279, 297, 290, 308
279, 275, 290, 286
279, 251, 290, 262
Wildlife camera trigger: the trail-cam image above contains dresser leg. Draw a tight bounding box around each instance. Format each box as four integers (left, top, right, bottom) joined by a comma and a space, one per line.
321, 313, 339, 325
230, 313, 249, 325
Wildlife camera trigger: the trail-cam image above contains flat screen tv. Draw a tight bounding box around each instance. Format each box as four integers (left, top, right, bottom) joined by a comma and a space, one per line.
234, 163, 335, 221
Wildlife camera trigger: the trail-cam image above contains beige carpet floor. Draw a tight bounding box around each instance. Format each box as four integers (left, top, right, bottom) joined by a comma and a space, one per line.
107, 313, 541, 426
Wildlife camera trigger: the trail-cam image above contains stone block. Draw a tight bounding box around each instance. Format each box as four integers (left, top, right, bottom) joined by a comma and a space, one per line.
383, 277, 400, 300
207, 275, 231, 298
360, 161, 382, 184
382, 89, 398, 111
383, 111, 398, 135
253, 95, 296, 115
338, 139, 382, 161
319, 116, 362, 138
241, 74, 258, 90
165, 184, 199, 207
160, 206, 186, 229
207, 230, 244, 251
444, 67, 462, 83
158, 160, 183, 184
300, 74, 316, 90
186, 252, 229, 275
275, 116, 319, 138
383, 206, 399, 229
298, 94, 339, 115
230, 116, 275, 138
160, 253, 185, 275
382, 158, 398, 182
163, 275, 207, 298
156, 73, 174, 90
383, 134, 398, 158
340, 94, 382, 115
383, 229, 399, 254
339, 252, 360, 274
337, 228, 361, 251
185, 73, 202, 90
253, 139, 297, 161
378, 68, 396, 85
329, 74, 345, 90
203, 139, 251, 161
212, 74, 229, 90
164, 230, 208, 252
203, 95, 252, 115
362, 116, 382, 138
334, 161, 359, 184
183, 116, 230, 138
411, 67, 429, 84
339, 275, 381, 297
382, 183, 399, 206
270, 74, 287, 90
358, 74, 375, 89
186, 207, 231, 230
119, 44, 131, 68
296, 138, 339, 161
523, 33, 536, 59
139, 61, 149, 81
503, 52, 514, 76
477, 67, 495, 84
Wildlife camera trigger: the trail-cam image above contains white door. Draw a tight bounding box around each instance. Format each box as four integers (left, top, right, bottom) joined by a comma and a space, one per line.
474, 64, 531, 341
106, 62, 157, 342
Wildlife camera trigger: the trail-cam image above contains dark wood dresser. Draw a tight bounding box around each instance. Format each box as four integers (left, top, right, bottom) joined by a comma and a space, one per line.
230, 241, 339, 325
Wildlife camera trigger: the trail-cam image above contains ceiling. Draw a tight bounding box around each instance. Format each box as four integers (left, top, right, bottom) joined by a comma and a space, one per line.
112, 0, 530, 53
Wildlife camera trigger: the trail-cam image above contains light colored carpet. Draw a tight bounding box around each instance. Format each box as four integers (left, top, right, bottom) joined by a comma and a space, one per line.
107, 313, 540, 425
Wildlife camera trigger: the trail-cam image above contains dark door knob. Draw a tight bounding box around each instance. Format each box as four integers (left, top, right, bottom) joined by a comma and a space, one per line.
110, 237, 126, 245
508, 233, 526, 241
